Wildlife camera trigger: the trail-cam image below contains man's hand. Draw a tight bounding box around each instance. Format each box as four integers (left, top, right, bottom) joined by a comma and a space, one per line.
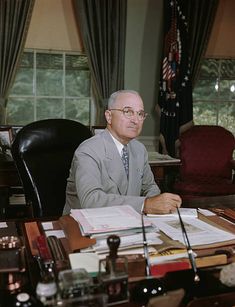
143, 193, 182, 215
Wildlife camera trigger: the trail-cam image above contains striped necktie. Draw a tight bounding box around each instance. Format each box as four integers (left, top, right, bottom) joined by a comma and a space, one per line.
121, 145, 129, 178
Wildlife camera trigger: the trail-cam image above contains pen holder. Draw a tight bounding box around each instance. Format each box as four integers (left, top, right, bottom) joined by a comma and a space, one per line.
98, 257, 129, 306
98, 235, 129, 306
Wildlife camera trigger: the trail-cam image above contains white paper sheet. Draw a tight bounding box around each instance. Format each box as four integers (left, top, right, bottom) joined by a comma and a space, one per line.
42, 222, 54, 230
93, 232, 162, 253
197, 208, 216, 216
45, 230, 65, 238
151, 217, 235, 246
147, 208, 198, 219
0, 222, 7, 228
69, 253, 105, 275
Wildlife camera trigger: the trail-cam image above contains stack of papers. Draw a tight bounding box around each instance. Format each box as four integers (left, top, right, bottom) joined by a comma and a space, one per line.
9, 194, 26, 205
93, 232, 162, 254
70, 205, 160, 255
70, 205, 152, 236
70, 206, 235, 259
148, 151, 181, 163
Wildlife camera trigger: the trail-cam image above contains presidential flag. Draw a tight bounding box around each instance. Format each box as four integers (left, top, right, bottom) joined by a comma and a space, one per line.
158, 0, 193, 157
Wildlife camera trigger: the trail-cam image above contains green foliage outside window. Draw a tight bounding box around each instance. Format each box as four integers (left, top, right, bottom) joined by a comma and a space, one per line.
193, 59, 235, 135
6, 51, 91, 126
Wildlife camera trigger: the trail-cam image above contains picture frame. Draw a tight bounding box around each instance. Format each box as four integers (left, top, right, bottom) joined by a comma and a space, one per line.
0, 126, 13, 156
91, 125, 106, 135
0, 126, 13, 148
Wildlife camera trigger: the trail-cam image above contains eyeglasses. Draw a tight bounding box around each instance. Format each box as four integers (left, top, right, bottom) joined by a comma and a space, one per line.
109, 107, 148, 121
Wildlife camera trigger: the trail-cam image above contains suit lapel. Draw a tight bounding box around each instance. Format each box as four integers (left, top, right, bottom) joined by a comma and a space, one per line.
128, 141, 144, 194
102, 130, 128, 195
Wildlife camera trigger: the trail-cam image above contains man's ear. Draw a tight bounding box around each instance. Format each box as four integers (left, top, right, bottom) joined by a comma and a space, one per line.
105, 110, 112, 124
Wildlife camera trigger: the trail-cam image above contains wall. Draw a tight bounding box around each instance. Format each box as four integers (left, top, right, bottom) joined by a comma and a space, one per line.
206, 0, 235, 58
125, 0, 163, 144
26, 0, 82, 51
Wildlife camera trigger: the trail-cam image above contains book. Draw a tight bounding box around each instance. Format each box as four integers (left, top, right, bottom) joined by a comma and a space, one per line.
150, 254, 228, 277
149, 248, 195, 264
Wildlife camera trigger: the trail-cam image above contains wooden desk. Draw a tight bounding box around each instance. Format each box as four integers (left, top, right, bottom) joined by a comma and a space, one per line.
0, 154, 21, 186
2, 200, 235, 306
150, 160, 181, 192
0, 154, 28, 219
15, 209, 235, 306
183, 194, 235, 209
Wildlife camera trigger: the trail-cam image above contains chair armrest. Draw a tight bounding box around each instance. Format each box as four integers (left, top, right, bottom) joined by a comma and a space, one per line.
231, 160, 235, 183
231, 159, 235, 170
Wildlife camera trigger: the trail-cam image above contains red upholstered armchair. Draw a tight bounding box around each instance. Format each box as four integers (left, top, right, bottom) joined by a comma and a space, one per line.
173, 125, 235, 201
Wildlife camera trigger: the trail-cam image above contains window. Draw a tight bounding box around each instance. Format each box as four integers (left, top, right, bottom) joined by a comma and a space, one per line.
6, 50, 91, 126
193, 58, 235, 135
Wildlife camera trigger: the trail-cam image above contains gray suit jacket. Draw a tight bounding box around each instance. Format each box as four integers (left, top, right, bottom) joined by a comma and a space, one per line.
63, 129, 160, 214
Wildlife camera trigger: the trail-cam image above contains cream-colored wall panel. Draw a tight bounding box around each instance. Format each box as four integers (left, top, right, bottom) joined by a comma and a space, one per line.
26, 0, 83, 52
125, 0, 163, 138
206, 0, 235, 58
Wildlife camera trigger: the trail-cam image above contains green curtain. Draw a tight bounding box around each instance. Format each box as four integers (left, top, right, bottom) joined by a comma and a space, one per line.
0, 0, 35, 124
73, 0, 127, 124
187, 0, 219, 86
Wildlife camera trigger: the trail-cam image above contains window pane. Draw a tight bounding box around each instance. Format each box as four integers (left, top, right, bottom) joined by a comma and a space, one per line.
229, 80, 235, 100
193, 79, 218, 101
36, 98, 63, 120
193, 58, 235, 134
218, 102, 235, 135
65, 70, 90, 97
10, 68, 34, 95
193, 102, 217, 125
220, 59, 235, 79
36, 53, 63, 96
10, 53, 34, 95
219, 80, 231, 101
198, 59, 219, 78
65, 98, 90, 125
7, 98, 34, 125
65, 54, 90, 97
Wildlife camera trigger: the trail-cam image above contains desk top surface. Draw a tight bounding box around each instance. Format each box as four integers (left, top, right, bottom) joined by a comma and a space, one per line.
1, 196, 235, 306
183, 194, 235, 209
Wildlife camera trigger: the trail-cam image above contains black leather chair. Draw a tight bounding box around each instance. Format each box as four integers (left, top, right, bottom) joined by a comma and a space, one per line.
11, 119, 92, 218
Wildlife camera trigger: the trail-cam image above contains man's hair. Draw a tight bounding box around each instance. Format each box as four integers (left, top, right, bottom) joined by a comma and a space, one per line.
107, 90, 140, 109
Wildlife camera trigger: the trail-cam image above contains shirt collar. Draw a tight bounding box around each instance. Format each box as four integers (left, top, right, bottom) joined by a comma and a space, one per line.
108, 131, 127, 156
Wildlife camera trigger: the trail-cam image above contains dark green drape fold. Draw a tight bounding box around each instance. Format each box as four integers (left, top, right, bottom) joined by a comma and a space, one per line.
187, 0, 219, 86
0, 0, 35, 124
73, 0, 127, 124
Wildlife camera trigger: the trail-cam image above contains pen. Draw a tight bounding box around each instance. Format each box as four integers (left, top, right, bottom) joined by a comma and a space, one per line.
176, 207, 200, 283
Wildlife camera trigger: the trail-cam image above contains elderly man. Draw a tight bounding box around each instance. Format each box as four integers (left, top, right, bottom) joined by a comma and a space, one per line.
63, 90, 181, 215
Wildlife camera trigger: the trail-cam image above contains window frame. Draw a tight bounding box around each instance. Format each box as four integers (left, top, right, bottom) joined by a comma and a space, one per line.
7, 49, 91, 126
